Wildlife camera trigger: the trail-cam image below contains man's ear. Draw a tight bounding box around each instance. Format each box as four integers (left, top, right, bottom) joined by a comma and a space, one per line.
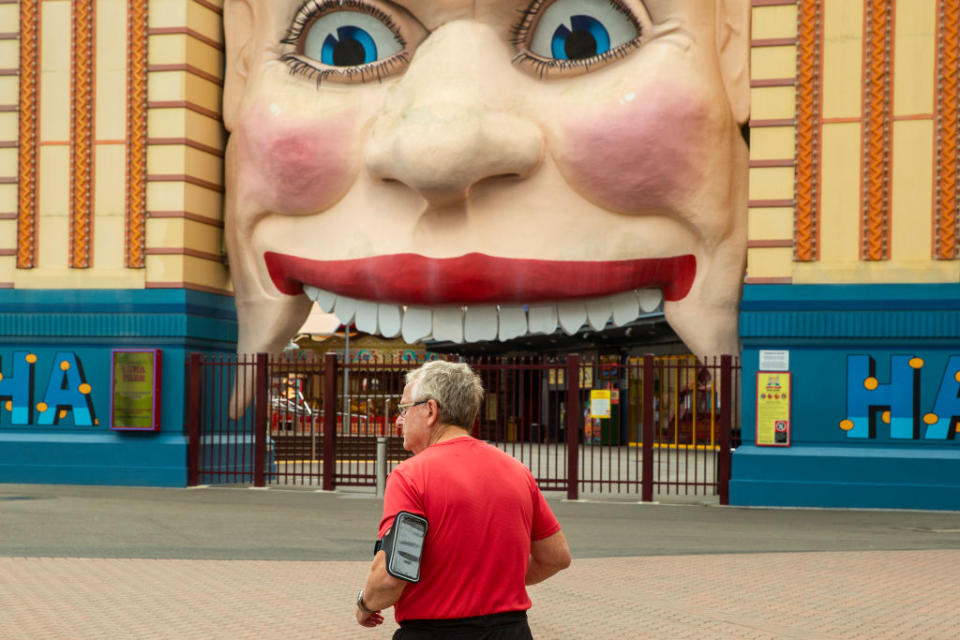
716, 0, 751, 125
223, 0, 255, 132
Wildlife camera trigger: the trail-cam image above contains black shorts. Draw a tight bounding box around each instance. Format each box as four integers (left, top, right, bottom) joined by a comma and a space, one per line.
392, 610, 533, 640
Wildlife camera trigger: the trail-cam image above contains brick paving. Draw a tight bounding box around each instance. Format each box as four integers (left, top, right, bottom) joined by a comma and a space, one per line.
2, 550, 958, 640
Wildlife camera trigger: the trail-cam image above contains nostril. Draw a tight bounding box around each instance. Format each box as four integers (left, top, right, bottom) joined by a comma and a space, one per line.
475, 173, 522, 188
460, 173, 524, 199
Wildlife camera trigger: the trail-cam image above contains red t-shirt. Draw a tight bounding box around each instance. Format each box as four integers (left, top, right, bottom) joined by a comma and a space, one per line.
378, 437, 561, 622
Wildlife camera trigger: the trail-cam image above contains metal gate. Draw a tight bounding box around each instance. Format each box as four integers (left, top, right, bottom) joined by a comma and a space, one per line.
187, 352, 739, 502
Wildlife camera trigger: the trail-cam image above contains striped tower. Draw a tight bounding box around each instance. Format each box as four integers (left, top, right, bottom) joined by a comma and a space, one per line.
0, 0, 234, 486
737, 0, 960, 510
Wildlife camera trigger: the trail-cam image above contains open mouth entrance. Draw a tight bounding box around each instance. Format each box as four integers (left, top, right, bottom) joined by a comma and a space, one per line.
265, 251, 695, 343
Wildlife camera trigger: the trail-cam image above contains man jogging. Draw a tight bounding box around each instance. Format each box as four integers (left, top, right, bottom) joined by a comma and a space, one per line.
356, 361, 571, 638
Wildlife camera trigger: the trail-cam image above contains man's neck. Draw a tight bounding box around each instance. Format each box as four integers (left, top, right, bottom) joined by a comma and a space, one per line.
430, 424, 472, 447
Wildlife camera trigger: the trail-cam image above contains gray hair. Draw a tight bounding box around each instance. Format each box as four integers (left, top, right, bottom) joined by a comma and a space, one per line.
406, 361, 484, 428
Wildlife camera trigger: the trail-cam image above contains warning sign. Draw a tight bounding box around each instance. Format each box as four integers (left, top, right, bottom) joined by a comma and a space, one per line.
589, 390, 612, 419
756, 372, 791, 447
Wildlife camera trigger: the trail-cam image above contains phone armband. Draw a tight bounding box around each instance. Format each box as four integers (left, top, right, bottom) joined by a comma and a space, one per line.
380, 511, 429, 583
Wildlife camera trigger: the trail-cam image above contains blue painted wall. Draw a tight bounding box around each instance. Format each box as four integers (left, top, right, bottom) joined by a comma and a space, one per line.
732, 284, 960, 510
0, 289, 236, 486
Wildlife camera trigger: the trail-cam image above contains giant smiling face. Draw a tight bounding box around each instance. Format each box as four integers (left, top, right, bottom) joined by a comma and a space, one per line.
223, 0, 749, 360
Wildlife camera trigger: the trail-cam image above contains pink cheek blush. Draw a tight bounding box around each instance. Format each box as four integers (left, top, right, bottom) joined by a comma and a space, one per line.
236, 109, 360, 215
555, 90, 711, 214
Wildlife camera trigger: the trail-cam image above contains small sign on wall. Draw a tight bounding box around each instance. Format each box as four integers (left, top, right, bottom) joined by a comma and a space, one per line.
759, 350, 790, 371
756, 372, 791, 446
110, 349, 162, 431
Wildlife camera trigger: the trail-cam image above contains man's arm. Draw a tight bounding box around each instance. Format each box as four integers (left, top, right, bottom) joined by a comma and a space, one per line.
356, 550, 408, 627
525, 530, 571, 586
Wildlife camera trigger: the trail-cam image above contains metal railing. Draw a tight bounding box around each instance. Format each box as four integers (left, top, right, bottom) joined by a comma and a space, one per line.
187, 352, 740, 502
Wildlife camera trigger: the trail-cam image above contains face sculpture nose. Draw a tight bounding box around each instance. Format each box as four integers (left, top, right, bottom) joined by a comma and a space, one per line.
365, 21, 543, 207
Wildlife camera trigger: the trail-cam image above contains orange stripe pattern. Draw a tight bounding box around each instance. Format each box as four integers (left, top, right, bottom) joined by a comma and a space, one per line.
794, 0, 822, 262
17, 0, 39, 269
70, 0, 95, 269
861, 0, 894, 261
936, 0, 960, 260
126, 0, 148, 269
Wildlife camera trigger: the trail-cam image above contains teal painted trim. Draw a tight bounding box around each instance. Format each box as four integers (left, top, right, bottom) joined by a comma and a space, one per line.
742, 283, 960, 310
740, 309, 960, 339
0, 289, 235, 318
740, 284, 960, 339
0, 289, 237, 343
733, 444, 960, 475
0, 464, 186, 487
2, 314, 186, 336
0, 432, 188, 487
0, 336, 237, 350
730, 479, 960, 511
730, 444, 960, 510
0, 432, 187, 446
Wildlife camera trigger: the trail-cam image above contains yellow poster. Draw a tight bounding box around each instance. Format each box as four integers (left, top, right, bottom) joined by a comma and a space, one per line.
756, 372, 791, 446
111, 349, 161, 431
590, 390, 611, 418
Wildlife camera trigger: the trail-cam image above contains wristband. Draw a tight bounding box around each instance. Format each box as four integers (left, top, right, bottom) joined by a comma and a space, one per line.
356, 589, 375, 615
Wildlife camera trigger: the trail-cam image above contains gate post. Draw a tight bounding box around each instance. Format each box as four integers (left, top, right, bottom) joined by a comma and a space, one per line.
718, 355, 733, 505
641, 355, 655, 502
254, 353, 268, 488
565, 355, 580, 501
322, 352, 338, 491
376, 436, 387, 498
187, 353, 202, 487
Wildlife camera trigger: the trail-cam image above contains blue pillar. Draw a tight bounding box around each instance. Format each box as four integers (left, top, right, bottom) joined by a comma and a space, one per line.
732, 284, 960, 511
0, 289, 237, 486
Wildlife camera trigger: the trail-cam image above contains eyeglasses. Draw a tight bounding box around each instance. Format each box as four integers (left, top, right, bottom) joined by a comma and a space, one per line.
396, 399, 430, 418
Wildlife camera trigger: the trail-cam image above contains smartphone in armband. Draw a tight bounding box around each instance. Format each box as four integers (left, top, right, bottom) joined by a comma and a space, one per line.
379, 511, 429, 583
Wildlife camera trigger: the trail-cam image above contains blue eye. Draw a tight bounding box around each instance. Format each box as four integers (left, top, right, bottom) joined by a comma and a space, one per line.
320, 26, 377, 65
550, 15, 611, 60
302, 10, 402, 67
530, 0, 639, 61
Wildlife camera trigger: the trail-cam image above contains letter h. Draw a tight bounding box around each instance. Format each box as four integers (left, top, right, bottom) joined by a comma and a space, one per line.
0, 353, 34, 425
843, 355, 919, 439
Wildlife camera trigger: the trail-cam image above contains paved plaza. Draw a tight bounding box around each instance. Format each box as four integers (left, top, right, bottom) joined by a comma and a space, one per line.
2, 484, 959, 639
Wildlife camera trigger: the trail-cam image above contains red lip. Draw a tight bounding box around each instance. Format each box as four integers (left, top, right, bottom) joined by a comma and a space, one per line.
264, 252, 696, 304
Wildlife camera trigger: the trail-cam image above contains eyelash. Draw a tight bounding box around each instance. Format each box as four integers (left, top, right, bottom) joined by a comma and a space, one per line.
279, 0, 408, 85
278, 0, 642, 85
509, 0, 643, 78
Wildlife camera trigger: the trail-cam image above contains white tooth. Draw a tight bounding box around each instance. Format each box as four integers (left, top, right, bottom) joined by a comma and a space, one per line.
303, 284, 336, 313
378, 304, 402, 338
433, 307, 464, 343
355, 300, 379, 334
498, 305, 527, 341
527, 304, 558, 335
402, 306, 432, 343
586, 297, 613, 331
464, 305, 498, 342
638, 289, 663, 313
611, 290, 640, 327
333, 295, 358, 326
557, 301, 587, 335
315, 288, 338, 313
